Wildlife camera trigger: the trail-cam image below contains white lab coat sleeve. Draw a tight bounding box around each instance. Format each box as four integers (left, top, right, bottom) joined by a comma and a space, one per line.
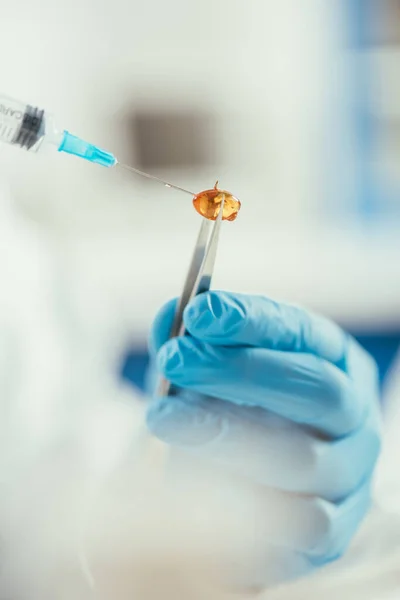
0, 187, 147, 597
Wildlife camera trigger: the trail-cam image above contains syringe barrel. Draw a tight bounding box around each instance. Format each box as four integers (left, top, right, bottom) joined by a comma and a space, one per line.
0, 94, 61, 153
0, 93, 116, 167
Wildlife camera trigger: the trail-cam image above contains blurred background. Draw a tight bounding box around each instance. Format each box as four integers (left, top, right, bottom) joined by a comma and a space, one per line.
1, 0, 400, 391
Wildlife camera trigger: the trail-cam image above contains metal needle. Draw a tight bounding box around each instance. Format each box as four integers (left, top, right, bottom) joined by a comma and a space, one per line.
116, 162, 195, 196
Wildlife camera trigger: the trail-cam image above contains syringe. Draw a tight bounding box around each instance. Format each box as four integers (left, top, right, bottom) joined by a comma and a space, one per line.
0, 94, 195, 196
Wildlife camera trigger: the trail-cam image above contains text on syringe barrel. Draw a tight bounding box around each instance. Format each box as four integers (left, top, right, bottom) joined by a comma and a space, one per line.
0, 95, 46, 151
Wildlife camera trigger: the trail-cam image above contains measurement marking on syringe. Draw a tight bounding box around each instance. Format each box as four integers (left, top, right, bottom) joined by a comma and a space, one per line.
0, 119, 17, 139
0, 125, 15, 140
0, 124, 7, 138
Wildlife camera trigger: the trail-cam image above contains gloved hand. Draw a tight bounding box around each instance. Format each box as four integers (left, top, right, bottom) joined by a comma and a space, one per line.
146, 292, 382, 584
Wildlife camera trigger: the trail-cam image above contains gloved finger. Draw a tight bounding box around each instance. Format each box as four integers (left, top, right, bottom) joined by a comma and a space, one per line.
249, 476, 371, 584
183, 292, 347, 368
160, 442, 372, 566
258, 480, 372, 568
148, 293, 347, 369
156, 337, 366, 436
305, 478, 372, 566
148, 297, 177, 357
147, 394, 380, 500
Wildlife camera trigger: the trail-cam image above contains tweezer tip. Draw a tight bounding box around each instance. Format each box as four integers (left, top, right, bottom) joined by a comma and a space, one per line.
216, 194, 225, 224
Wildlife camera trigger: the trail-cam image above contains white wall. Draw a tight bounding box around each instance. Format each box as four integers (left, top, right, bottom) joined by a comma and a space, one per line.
1, 0, 399, 344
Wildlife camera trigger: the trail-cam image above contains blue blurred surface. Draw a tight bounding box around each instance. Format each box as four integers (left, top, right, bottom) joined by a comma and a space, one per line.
121, 351, 150, 392
353, 332, 399, 385
121, 333, 399, 393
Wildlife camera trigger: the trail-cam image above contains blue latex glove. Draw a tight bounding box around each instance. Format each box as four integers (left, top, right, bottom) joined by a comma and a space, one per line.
146, 292, 382, 582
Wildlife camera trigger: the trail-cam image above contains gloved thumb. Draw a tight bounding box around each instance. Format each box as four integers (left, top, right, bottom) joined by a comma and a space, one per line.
146, 392, 223, 447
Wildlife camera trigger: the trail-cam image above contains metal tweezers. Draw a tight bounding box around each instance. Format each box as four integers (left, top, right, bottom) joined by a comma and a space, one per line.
158, 196, 225, 397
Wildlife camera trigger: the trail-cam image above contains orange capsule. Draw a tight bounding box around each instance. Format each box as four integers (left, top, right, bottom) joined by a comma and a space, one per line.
193, 182, 241, 222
